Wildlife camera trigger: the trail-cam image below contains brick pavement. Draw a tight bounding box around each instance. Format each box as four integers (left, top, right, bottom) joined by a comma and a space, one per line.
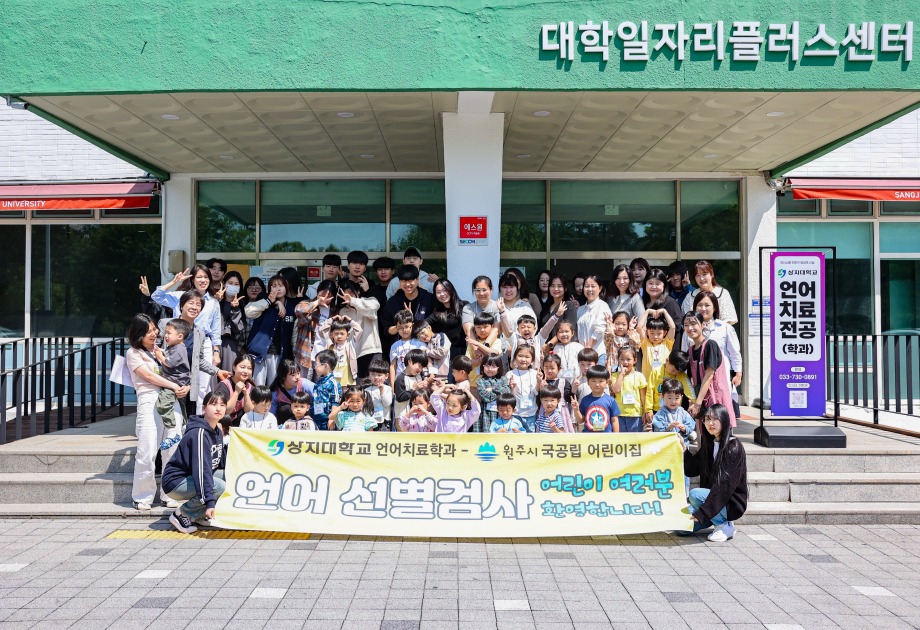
0, 519, 919, 630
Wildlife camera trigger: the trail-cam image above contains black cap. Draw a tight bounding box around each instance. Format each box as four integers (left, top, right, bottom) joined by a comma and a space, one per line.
668, 260, 688, 278
403, 247, 422, 259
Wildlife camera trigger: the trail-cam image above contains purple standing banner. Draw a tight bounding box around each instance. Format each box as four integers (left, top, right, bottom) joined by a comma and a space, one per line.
770, 252, 827, 417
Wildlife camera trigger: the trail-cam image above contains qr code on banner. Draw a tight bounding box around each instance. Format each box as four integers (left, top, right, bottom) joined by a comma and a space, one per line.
790, 390, 808, 409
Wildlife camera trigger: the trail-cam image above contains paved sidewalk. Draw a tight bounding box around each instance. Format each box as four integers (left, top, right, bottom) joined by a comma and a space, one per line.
1, 520, 919, 630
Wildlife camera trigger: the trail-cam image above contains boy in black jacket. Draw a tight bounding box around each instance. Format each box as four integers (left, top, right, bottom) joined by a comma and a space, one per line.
162, 390, 228, 534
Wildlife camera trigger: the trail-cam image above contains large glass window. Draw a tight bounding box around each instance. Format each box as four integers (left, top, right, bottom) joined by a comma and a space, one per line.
0, 226, 26, 338
777, 194, 819, 216
880, 222, 920, 253
881, 260, 920, 333
550, 181, 676, 251
390, 180, 446, 252
261, 180, 385, 253
778, 222, 873, 334
30, 224, 162, 337
501, 181, 545, 252
197, 181, 256, 253
828, 199, 871, 216
881, 200, 920, 215
680, 181, 739, 251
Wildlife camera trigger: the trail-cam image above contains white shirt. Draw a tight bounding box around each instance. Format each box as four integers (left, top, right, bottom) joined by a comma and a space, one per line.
552, 341, 584, 380
500, 299, 536, 337
576, 298, 612, 354
239, 411, 278, 430
510, 369, 539, 418
682, 286, 738, 325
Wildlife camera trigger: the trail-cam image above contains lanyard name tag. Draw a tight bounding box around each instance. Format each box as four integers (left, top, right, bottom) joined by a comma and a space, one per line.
333, 369, 344, 379
152, 365, 163, 376
520, 398, 534, 410
561, 369, 574, 380
623, 393, 637, 406
651, 361, 662, 370
314, 402, 326, 415
369, 390, 384, 417
486, 401, 497, 412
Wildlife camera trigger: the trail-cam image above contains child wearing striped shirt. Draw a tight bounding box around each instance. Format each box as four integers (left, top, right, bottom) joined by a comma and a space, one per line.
534, 384, 565, 433
329, 386, 377, 432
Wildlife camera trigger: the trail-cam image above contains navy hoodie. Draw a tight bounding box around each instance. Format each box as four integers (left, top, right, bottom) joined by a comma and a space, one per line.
162, 415, 226, 509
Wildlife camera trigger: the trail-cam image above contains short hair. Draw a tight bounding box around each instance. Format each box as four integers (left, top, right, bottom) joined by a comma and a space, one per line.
517, 314, 536, 328
473, 312, 495, 327
617, 345, 638, 361
322, 254, 342, 267
471, 275, 493, 292
179, 289, 204, 311
577, 348, 599, 364
266, 274, 291, 297
202, 389, 230, 407
668, 349, 690, 373
397, 264, 420, 281
586, 365, 610, 381
480, 353, 505, 378
127, 313, 157, 350
315, 349, 337, 370
250, 385, 272, 405
291, 391, 313, 406
412, 320, 432, 337
611, 310, 631, 325
539, 384, 562, 400
329, 318, 352, 334
347, 250, 369, 266
166, 318, 193, 340
394, 310, 415, 326
512, 345, 535, 361
451, 355, 473, 374
496, 392, 516, 409
206, 258, 227, 273
409, 388, 430, 406
373, 256, 396, 271
369, 358, 390, 375
693, 261, 720, 287
683, 310, 705, 328
693, 289, 722, 320
542, 353, 562, 369
646, 317, 669, 333
405, 348, 429, 368
556, 319, 575, 333
660, 378, 685, 398
498, 273, 519, 291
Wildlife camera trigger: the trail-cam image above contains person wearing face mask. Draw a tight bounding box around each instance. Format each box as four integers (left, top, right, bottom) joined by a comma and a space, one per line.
218, 271, 246, 371
681, 261, 738, 326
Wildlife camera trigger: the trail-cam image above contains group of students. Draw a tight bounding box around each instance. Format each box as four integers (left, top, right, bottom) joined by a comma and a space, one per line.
126, 249, 747, 541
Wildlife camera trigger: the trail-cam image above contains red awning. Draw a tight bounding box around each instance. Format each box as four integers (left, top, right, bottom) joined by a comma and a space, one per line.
0, 182, 157, 211
790, 178, 920, 202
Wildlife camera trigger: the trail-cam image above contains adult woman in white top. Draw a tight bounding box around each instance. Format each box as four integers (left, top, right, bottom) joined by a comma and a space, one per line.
606, 264, 645, 321
681, 291, 742, 410
576, 274, 613, 365
151, 264, 222, 367
126, 313, 190, 511
496, 273, 536, 337
682, 261, 738, 325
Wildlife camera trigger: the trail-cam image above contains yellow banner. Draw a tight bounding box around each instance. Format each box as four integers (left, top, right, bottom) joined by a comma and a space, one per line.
211, 430, 693, 536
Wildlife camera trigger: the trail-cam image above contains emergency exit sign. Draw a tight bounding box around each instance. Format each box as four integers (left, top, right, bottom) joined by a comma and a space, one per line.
459, 216, 488, 246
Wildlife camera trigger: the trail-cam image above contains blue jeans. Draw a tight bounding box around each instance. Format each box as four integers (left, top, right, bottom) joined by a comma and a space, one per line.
516, 415, 537, 433
687, 487, 728, 532
166, 469, 225, 521
597, 353, 607, 367
619, 416, 642, 432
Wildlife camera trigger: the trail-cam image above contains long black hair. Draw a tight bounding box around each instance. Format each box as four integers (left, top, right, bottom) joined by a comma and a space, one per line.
505, 267, 531, 299
546, 271, 572, 305
643, 268, 670, 308
431, 278, 463, 322
127, 313, 157, 350
610, 264, 638, 297
696, 403, 734, 487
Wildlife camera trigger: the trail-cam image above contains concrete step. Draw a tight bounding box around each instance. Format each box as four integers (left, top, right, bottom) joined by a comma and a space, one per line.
0, 473, 138, 504
0, 503, 171, 518
747, 472, 920, 503
741, 502, 920, 525
744, 447, 920, 473
0, 451, 135, 474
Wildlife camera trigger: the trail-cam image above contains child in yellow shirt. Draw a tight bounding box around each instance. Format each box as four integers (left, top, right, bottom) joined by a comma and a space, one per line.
644, 349, 695, 427
610, 346, 646, 433
637, 307, 676, 382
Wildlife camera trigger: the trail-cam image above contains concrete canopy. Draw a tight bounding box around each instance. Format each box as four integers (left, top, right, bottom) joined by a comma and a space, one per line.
3, 0, 920, 176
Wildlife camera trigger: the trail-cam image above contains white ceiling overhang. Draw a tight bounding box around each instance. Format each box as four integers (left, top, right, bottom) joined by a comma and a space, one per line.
22, 91, 920, 175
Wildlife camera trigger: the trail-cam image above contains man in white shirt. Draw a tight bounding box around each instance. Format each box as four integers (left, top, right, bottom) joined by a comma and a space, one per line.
385, 247, 439, 299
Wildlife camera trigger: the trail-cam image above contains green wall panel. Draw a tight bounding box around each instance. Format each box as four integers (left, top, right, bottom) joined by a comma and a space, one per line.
2, 0, 920, 95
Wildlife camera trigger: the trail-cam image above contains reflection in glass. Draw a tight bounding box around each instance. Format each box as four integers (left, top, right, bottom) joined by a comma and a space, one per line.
390, 180, 446, 252
260, 180, 385, 253
680, 181, 739, 251
31, 225, 162, 337
197, 181, 256, 253
881, 200, 920, 215
828, 199, 871, 216
501, 181, 545, 252
550, 181, 675, 251
0, 226, 26, 337
777, 194, 819, 216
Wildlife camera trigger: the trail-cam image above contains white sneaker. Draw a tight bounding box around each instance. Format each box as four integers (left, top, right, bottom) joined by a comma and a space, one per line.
133, 501, 152, 511
163, 499, 182, 509
708, 522, 735, 542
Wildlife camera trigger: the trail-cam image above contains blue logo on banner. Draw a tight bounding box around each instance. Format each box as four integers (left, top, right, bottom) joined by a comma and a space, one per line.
476, 443, 497, 462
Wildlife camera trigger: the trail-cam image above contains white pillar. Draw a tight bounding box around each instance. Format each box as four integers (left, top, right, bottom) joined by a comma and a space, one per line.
443, 92, 504, 302
742, 176, 778, 407
161, 175, 194, 284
